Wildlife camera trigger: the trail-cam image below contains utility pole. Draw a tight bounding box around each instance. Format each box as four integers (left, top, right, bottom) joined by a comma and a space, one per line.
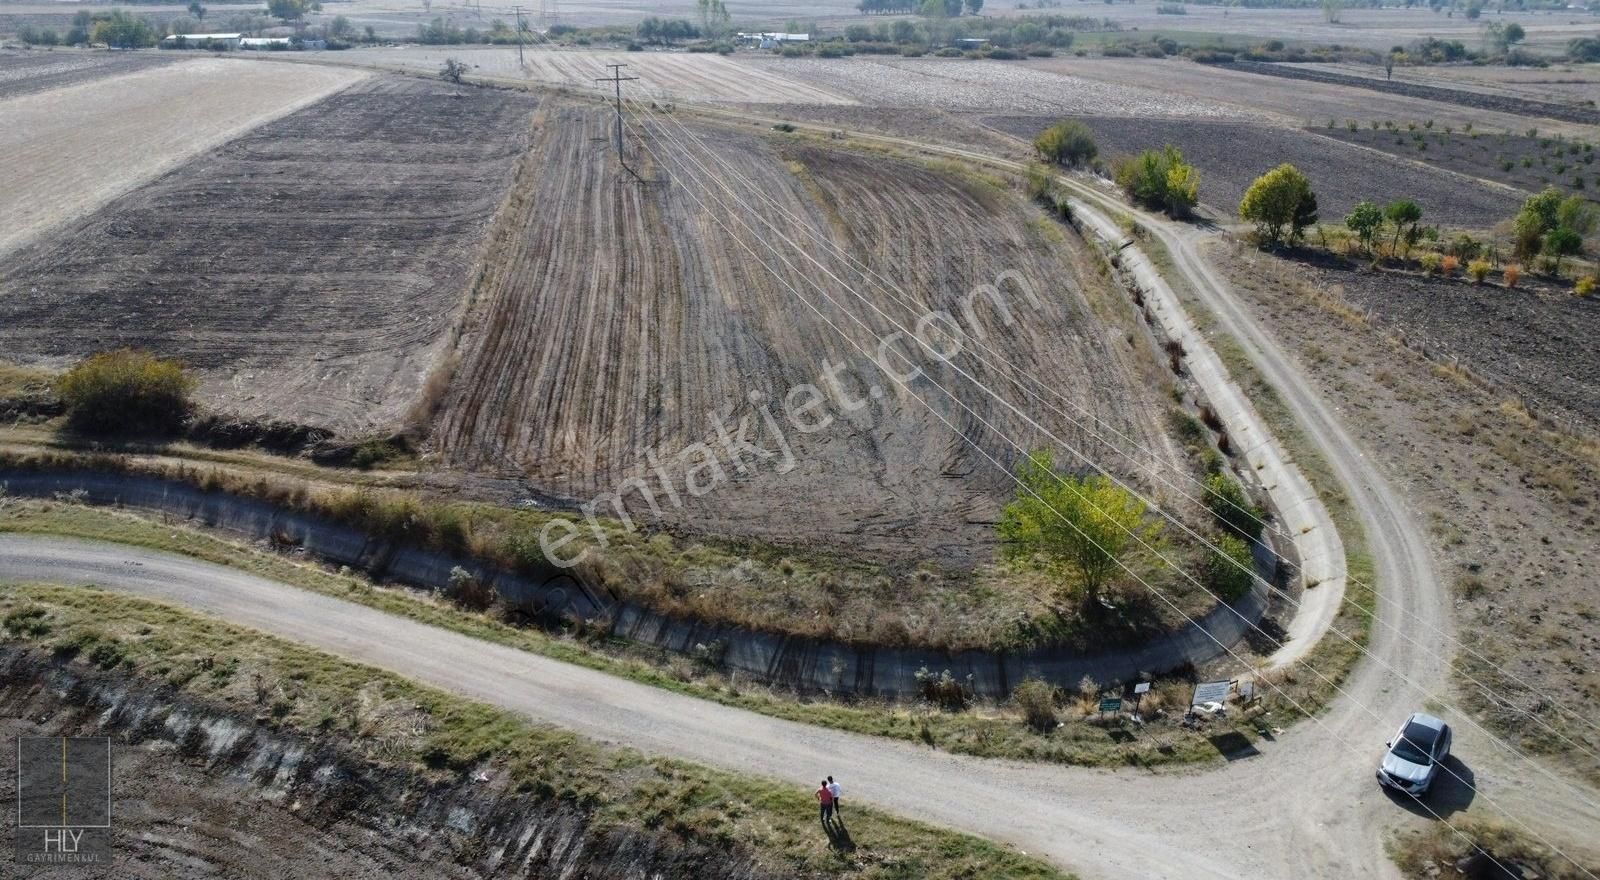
511, 4, 525, 66
595, 63, 639, 166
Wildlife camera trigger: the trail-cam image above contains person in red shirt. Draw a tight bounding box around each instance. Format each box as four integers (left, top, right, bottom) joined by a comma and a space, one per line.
816, 779, 834, 823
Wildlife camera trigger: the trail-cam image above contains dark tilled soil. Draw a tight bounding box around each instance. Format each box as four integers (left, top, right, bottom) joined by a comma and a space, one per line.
1289, 258, 1600, 431
0, 75, 537, 434
983, 115, 1519, 227
0, 49, 178, 101
1319, 126, 1599, 203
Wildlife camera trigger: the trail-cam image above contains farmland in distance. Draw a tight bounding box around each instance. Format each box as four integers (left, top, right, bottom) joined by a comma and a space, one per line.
0, 76, 538, 434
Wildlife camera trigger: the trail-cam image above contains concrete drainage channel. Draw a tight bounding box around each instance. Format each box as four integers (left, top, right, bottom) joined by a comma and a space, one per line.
2, 468, 1276, 697
1067, 195, 1348, 674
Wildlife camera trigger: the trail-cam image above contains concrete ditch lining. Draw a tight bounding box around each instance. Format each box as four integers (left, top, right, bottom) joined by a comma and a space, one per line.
1068, 199, 1347, 673
1, 468, 1273, 697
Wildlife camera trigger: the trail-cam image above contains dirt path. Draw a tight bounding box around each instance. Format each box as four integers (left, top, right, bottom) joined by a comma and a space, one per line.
6, 535, 1597, 879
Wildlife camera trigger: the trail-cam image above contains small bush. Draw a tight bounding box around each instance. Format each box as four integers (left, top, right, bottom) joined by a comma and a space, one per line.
1011, 678, 1059, 732
1203, 472, 1264, 541
1419, 252, 1442, 274
1467, 259, 1492, 283
1205, 534, 1255, 602
1576, 276, 1596, 297
915, 667, 973, 711
1503, 264, 1521, 287
56, 349, 195, 436
1439, 254, 1459, 276
445, 565, 496, 611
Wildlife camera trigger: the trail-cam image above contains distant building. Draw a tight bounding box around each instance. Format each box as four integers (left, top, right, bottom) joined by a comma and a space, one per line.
160, 32, 242, 49
239, 36, 325, 50
738, 31, 811, 49
954, 37, 989, 49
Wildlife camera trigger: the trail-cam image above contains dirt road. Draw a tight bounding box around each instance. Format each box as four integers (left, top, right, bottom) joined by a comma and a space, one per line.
5, 535, 1596, 879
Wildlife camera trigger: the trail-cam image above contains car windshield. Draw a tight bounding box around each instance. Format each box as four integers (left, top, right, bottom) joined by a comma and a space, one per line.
1392, 723, 1439, 765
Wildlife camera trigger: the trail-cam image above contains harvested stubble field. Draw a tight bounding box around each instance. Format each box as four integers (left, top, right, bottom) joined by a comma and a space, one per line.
984, 115, 1518, 226
0, 49, 177, 100
436, 102, 1192, 568
1319, 126, 1599, 204
334, 46, 854, 105
0, 76, 537, 434
1300, 61, 1600, 113
1019, 56, 1598, 140
0, 57, 366, 258
742, 56, 1253, 117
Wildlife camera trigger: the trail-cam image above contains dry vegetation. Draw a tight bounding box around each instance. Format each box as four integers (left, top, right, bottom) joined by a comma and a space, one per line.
0, 76, 535, 434
1208, 239, 1600, 783
434, 102, 1190, 568
0, 57, 365, 258
0, 48, 176, 100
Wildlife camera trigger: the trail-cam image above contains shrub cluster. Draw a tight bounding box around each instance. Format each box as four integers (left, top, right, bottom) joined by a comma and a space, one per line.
55, 350, 195, 437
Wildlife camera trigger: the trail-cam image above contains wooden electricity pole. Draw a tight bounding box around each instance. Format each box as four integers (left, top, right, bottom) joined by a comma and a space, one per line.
512, 4, 525, 66
595, 63, 639, 166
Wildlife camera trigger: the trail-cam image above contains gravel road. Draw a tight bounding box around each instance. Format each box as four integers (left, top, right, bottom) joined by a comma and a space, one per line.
5, 535, 1596, 879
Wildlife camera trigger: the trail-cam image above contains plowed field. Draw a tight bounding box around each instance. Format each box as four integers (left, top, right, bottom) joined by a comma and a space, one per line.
437, 103, 1183, 562
0, 76, 537, 433
0, 57, 366, 258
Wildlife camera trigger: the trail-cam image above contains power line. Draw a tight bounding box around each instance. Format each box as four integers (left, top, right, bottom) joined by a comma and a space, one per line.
615, 106, 1561, 880
633, 99, 1600, 755
595, 63, 639, 169
619, 103, 1600, 878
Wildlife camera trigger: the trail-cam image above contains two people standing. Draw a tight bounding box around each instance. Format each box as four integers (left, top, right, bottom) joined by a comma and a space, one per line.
816, 775, 843, 823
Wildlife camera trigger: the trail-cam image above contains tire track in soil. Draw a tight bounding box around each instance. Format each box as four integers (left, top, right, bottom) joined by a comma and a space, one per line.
437, 104, 1187, 565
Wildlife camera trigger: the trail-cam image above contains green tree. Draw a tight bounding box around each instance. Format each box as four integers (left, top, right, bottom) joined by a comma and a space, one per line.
1511, 186, 1590, 263
1033, 120, 1098, 168
56, 350, 195, 436
267, 0, 310, 22
92, 10, 158, 47
965, 0, 984, 12
1239, 163, 1316, 247
1344, 200, 1383, 252
1384, 199, 1423, 255
1543, 226, 1583, 273
1113, 144, 1199, 217
188, 1, 206, 20
997, 450, 1161, 609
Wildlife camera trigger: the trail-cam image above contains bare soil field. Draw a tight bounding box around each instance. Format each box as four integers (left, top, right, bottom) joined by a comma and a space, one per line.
984, 115, 1517, 226
741, 55, 1254, 117
1209, 239, 1600, 777
0, 1, 259, 33
0, 76, 536, 434
0, 48, 177, 100
1223, 60, 1600, 126
1305, 60, 1600, 109
1013, 3, 1589, 54
334, 45, 855, 104
1320, 125, 1596, 205
1285, 258, 1600, 432
1019, 56, 1599, 139
436, 102, 1190, 566
0, 57, 365, 258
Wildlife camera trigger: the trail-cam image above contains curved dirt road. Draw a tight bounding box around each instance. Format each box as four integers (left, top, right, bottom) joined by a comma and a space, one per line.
5, 535, 1596, 879
3, 108, 1596, 879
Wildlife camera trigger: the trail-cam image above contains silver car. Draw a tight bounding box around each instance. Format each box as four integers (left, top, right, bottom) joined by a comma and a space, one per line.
1376, 712, 1453, 796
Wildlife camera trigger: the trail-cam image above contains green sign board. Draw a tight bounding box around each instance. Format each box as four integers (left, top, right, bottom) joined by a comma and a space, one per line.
1099, 696, 1122, 713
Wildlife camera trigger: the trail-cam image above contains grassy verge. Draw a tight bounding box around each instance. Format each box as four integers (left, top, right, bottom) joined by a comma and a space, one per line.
0, 582, 1069, 880
0, 445, 1213, 654
1138, 232, 1379, 717
0, 498, 1250, 769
